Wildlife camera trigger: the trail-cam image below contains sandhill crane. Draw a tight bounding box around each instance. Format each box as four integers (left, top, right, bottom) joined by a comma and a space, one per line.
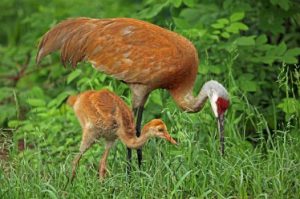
67, 89, 176, 179
36, 17, 230, 170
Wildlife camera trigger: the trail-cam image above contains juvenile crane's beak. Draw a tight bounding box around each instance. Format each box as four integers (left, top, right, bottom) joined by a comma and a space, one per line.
217, 113, 225, 155
163, 131, 177, 145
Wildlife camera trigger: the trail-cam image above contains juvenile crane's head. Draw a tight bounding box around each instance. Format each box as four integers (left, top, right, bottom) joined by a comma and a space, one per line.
203, 80, 230, 154
142, 119, 177, 144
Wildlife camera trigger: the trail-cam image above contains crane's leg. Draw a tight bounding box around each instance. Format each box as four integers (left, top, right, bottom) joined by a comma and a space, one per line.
126, 107, 144, 173
135, 106, 144, 168
99, 141, 114, 179
218, 114, 225, 155
126, 147, 132, 175
127, 84, 149, 173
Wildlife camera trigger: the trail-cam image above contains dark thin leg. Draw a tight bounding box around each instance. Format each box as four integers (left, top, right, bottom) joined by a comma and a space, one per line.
218, 114, 225, 156
126, 107, 138, 175
126, 106, 144, 175
126, 147, 132, 175
135, 106, 144, 168
126, 108, 138, 175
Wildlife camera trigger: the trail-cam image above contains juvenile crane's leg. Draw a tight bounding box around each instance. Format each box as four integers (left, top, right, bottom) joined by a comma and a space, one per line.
71, 129, 96, 182
99, 141, 114, 179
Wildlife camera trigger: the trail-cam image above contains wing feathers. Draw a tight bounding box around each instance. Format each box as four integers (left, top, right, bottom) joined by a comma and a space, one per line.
36, 17, 92, 64
36, 17, 198, 87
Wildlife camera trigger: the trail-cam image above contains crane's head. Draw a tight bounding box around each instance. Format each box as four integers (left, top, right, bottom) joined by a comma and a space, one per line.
143, 119, 177, 145
203, 80, 230, 154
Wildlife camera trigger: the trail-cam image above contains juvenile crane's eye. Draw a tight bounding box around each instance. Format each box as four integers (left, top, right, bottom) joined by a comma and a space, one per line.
158, 128, 164, 132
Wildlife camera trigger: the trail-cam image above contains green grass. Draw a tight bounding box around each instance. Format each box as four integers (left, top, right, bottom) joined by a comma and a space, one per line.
1, 109, 300, 199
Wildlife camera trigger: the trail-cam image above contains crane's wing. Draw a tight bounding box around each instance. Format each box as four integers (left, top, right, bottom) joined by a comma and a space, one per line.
36, 17, 186, 85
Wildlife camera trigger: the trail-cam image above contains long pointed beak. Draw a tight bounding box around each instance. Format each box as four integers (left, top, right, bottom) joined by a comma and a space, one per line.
217, 113, 225, 155
164, 132, 177, 145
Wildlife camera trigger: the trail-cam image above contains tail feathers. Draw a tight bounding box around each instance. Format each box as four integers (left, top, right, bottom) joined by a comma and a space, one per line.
36, 17, 92, 65
67, 95, 78, 107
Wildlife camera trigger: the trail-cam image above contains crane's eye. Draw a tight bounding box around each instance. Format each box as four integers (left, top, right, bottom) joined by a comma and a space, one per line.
158, 128, 164, 132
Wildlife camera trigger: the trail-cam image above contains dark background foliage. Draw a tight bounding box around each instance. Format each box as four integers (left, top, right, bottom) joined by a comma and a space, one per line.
1, 0, 299, 140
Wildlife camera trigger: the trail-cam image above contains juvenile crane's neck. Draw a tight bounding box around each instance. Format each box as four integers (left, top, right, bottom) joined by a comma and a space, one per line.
120, 128, 151, 149
169, 80, 228, 113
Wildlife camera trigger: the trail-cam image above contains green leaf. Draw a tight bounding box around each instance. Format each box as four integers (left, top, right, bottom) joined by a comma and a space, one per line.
256, 35, 267, 45
221, 32, 230, 39
230, 12, 245, 22
217, 18, 229, 25
211, 23, 224, 29
262, 56, 277, 64
278, 1, 289, 11
257, 44, 273, 51
199, 64, 209, 74
150, 90, 163, 106
26, 98, 46, 107
240, 80, 257, 92
274, 42, 287, 56
67, 69, 82, 84
232, 22, 248, 30
278, 98, 300, 114
282, 56, 298, 64
8, 120, 22, 128
225, 26, 239, 34
183, 0, 196, 7
235, 36, 255, 46
48, 91, 72, 108
281, 47, 300, 64
171, 0, 182, 8
22, 123, 35, 131
182, 29, 206, 39
271, 0, 290, 11
173, 17, 191, 29
226, 22, 248, 33
238, 74, 258, 92
139, 2, 169, 19
285, 48, 300, 56
210, 65, 225, 74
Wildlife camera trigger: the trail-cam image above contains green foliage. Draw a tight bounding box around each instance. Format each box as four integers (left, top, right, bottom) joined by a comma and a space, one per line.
0, 0, 299, 197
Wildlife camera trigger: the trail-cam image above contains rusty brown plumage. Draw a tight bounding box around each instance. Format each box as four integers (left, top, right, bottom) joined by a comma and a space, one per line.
36, 17, 198, 108
70, 90, 135, 137
68, 89, 176, 179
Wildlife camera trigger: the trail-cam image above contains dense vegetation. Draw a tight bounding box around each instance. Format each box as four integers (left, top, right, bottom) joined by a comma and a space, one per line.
1, 0, 299, 198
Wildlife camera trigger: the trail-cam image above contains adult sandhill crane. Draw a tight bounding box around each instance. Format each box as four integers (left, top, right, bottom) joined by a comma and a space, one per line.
67, 89, 177, 179
36, 17, 230, 169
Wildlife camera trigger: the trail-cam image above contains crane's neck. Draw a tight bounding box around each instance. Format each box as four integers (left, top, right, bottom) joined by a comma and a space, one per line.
169, 80, 228, 114
119, 128, 151, 149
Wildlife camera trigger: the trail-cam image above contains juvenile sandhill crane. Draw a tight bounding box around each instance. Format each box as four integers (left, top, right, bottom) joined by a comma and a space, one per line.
67, 89, 177, 179
36, 17, 230, 169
